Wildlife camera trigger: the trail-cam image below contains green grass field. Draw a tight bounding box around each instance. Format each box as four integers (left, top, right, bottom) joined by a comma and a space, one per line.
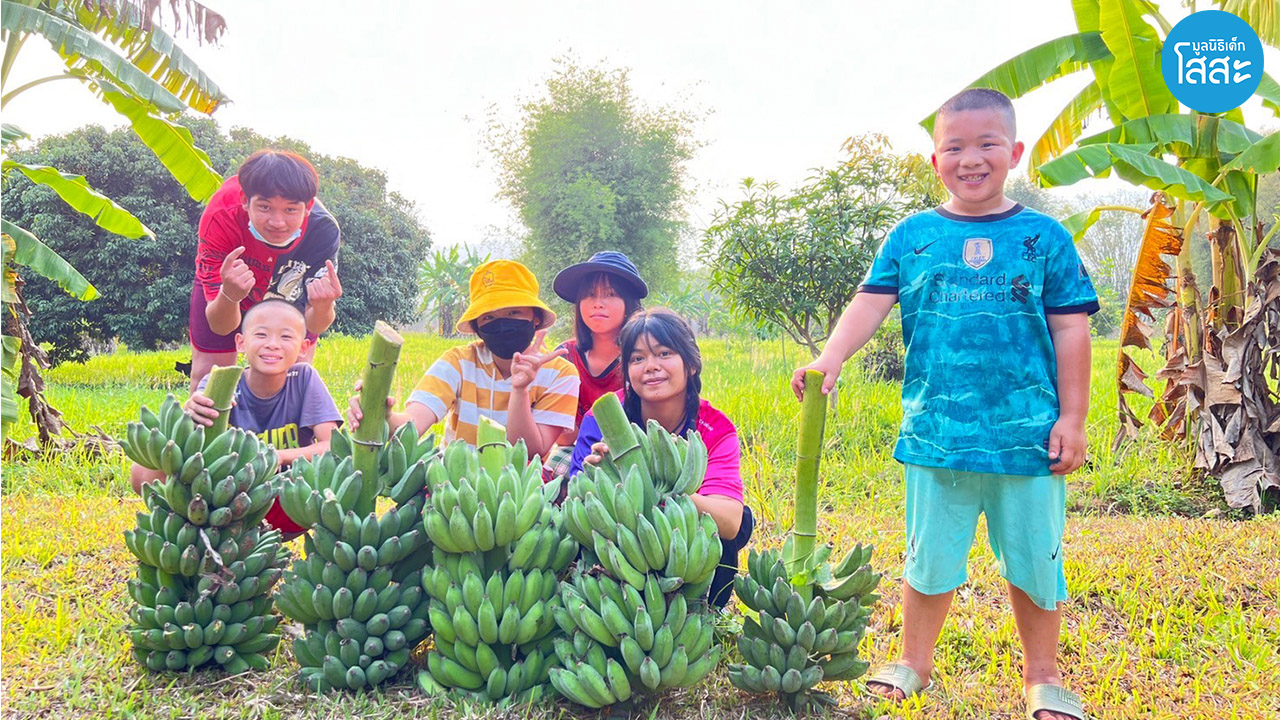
2, 334, 1277, 719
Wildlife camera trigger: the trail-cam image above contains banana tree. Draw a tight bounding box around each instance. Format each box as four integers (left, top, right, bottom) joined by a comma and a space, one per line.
1, 0, 227, 444
417, 244, 490, 337
925, 0, 1280, 511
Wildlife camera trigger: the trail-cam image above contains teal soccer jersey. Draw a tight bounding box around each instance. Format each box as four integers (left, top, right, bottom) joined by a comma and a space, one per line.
860, 205, 1099, 475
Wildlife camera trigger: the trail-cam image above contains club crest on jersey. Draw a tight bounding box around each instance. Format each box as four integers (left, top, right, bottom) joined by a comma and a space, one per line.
963, 238, 993, 269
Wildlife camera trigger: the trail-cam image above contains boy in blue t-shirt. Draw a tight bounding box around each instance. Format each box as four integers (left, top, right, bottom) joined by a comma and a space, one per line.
131, 299, 342, 539
792, 89, 1096, 720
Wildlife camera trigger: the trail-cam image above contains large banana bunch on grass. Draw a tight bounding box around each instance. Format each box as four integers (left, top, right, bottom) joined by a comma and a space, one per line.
550, 393, 723, 709
415, 422, 576, 704
273, 424, 436, 691
727, 369, 880, 711
120, 369, 289, 674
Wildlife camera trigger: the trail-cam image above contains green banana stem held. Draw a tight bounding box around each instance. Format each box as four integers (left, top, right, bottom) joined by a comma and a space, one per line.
204, 364, 245, 438
354, 321, 404, 516
591, 392, 645, 479
788, 369, 826, 586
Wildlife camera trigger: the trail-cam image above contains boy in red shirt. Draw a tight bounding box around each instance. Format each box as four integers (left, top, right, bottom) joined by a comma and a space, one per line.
188, 150, 343, 391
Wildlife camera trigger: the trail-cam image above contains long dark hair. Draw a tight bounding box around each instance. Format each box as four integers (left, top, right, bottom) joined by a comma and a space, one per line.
618, 308, 702, 432
574, 272, 643, 352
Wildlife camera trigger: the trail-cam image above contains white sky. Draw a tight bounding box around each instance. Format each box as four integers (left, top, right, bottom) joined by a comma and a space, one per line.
5, 0, 1278, 251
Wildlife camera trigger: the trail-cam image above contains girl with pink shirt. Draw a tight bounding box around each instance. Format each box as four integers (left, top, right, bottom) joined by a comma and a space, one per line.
570, 308, 755, 608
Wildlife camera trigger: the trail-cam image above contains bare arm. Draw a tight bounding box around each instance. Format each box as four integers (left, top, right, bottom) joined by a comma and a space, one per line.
691, 493, 745, 539
790, 291, 898, 398
206, 246, 254, 335
346, 388, 440, 439
504, 387, 562, 459
1046, 312, 1091, 474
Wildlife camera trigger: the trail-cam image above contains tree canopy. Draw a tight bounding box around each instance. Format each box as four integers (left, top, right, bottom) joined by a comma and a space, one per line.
487, 59, 699, 294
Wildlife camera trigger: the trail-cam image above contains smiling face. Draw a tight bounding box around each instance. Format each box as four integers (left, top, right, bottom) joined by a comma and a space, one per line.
235, 301, 308, 376
578, 276, 627, 336
626, 333, 690, 405
931, 108, 1024, 216
243, 194, 309, 247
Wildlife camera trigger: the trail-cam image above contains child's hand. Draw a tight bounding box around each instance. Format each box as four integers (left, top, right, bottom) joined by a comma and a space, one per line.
218, 246, 255, 302
1047, 418, 1086, 475
510, 343, 568, 392
306, 260, 343, 307
345, 379, 395, 431
583, 441, 610, 467
183, 391, 224, 427
790, 355, 844, 400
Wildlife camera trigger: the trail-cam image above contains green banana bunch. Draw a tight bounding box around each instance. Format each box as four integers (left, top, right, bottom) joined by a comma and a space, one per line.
727, 547, 878, 708
275, 462, 435, 691
548, 568, 721, 707
123, 395, 289, 674
413, 437, 573, 704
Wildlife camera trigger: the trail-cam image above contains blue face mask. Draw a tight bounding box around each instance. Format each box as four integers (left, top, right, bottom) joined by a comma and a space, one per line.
248, 220, 301, 247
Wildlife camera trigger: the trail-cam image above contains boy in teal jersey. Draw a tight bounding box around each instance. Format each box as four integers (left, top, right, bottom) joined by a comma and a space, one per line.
792, 89, 1096, 720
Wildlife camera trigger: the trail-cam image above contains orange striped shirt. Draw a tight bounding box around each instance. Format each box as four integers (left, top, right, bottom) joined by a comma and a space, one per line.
408, 340, 579, 446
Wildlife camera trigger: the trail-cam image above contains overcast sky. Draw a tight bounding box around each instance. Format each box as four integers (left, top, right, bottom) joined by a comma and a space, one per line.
5, 1, 1278, 250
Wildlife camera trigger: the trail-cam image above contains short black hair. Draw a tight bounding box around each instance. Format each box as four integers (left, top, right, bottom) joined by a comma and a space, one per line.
618, 308, 702, 431
238, 149, 318, 203
241, 298, 306, 331
936, 88, 1017, 138
574, 272, 644, 352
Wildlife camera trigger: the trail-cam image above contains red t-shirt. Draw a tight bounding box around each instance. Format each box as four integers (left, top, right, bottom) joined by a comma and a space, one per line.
194, 176, 340, 312
558, 339, 623, 428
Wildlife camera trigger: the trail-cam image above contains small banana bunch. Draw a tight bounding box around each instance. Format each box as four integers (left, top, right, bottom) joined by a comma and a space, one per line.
415, 434, 574, 703
417, 550, 562, 702
728, 545, 879, 707
121, 394, 288, 674
273, 432, 435, 691
549, 569, 721, 708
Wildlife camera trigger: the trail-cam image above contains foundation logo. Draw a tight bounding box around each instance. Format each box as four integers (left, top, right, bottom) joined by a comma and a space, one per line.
1161, 10, 1263, 113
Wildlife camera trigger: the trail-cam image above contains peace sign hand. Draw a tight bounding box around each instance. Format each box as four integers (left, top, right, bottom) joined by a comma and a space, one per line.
510, 330, 565, 392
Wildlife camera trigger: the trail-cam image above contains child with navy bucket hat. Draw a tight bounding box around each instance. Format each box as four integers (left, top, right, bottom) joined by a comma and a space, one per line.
542, 251, 648, 479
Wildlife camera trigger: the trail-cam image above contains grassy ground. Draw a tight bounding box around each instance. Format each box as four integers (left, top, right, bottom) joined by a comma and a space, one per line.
2, 334, 1277, 719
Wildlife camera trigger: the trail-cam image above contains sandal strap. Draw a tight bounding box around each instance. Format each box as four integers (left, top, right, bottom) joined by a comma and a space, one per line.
1025, 684, 1086, 720
866, 663, 927, 697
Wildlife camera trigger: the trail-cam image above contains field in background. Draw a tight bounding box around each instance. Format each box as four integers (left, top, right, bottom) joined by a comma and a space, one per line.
2, 334, 1277, 719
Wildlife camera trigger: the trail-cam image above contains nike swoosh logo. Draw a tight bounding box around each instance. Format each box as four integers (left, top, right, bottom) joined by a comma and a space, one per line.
1050, 544, 1060, 561
913, 240, 939, 255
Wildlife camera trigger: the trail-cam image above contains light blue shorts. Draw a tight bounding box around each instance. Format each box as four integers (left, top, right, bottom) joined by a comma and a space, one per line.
903, 463, 1067, 611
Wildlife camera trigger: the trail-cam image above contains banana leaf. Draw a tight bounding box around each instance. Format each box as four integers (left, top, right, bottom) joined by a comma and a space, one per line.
1214, 0, 1280, 48
920, 32, 1110, 133
1222, 132, 1280, 175
1029, 81, 1104, 181
1, 0, 187, 114
1, 123, 29, 147
1075, 113, 1262, 159
1255, 73, 1280, 118
2, 159, 152, 238
1098, 0, 1177, 120
1039, 142, 1233, 206
73, 0, 228, 114
1113, 198, 1182, 444
0, 219, 97, 300
96, 78, 222, 202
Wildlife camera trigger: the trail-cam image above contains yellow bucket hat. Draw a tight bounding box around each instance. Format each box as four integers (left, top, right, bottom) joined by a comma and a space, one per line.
456, 259, 557, 334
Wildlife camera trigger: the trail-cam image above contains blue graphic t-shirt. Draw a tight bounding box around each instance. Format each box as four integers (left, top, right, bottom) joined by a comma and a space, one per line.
860, 204, 1098, 476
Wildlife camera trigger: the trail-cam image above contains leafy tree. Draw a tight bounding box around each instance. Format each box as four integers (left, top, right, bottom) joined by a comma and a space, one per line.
487, 58, 698, 294
4, 118, 432, 363
1, 0, 228, 443
418, 244, 489, 337
937, 0, 1280, 511
702, 135, 942, 358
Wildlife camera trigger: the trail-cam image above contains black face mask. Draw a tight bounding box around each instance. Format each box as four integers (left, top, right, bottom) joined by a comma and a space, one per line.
476, 317, 536, 359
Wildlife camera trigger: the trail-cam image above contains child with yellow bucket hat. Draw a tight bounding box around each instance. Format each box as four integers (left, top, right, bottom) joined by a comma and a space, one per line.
346, 259, 579, 459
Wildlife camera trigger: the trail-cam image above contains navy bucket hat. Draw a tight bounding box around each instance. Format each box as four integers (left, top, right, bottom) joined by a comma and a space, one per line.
552, 251, 649, 303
